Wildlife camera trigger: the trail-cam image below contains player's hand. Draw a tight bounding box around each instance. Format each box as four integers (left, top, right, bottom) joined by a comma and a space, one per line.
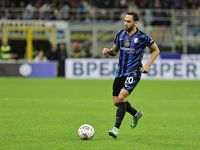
102, 48, 110, 55
140, 65, 150, 74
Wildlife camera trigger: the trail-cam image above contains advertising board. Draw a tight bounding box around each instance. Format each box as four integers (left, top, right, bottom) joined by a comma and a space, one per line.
65, 59, 200, 80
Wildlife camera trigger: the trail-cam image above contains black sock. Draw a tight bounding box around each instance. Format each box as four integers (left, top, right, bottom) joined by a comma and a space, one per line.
126, 101, 137, 116
114, 102, 127, 129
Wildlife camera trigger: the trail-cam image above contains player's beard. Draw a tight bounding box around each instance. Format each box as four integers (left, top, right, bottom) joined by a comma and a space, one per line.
125, 24, 135, 33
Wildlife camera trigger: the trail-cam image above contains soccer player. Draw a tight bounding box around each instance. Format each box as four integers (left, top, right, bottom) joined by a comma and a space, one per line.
102, 11, 160, 139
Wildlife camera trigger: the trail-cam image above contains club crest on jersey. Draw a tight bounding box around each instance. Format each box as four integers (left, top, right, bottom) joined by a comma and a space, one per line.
134, 38, 139, 43
125, 41, 130, 47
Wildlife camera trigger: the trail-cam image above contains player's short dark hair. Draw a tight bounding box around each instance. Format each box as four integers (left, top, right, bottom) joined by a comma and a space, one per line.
126, 11, 139, 21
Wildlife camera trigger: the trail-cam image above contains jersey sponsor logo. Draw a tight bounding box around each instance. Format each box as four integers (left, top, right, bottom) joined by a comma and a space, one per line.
120, 47, 135, 53
120, 47, 135, 51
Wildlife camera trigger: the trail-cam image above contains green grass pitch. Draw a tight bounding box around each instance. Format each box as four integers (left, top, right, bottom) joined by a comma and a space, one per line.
0, 77, 199, 150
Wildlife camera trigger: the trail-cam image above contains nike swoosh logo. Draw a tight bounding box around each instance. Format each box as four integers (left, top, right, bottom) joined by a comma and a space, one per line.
125, 85, 130, 87
119, 38, 124, 40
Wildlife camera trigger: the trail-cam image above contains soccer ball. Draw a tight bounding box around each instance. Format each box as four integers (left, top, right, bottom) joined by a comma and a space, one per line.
78, 124, 94, 140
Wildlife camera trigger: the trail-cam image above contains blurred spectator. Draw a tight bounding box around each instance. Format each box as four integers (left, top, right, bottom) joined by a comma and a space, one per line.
152, 9, 165, 25
137, 0, 147, 21
26, 2, 35, 12
83, 44, 92, 58
93, 0, 104, 8
14, 1, 25, 19
39, 1, 51, 19
104, 11, 111, 21
47, 1, 58, 20
70, 41, 84, 58
40, 1, 51, 12
57, 43, 68, 62
69, 1, 77, 21
0, 0, 7, 7
162, 1, 171, 26
57, 0, 71, 20
143, 2, 154, 26
113, 0, 121, 21
171, 0, 183, 9
120, 0, 128, 9
152, 3, 166, 26
163, 1, 170, 9
8, 1, 17, 19
57, 43, 68, 76
138, 0, 147, 9
76, 0, 88, 20
57, 9, 69, 20
62, 0, 71, 11
154, 0, 161, 8
0, 42, 18, 60
104, 0, 114, 8
32, 9, 40, 20
19, 1, 25, 8
85, 0, 95, 21
128, 1, 139, 13
23, 9, 34, 20
34, 50, 47, 62
33, 1, 42, 19
23, 1, 34, 20
48, 45, 58, 60
96, 10, 103, 21
32, 46, 39, 59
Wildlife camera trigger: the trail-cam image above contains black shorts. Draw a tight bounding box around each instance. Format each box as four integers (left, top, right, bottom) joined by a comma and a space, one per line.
112, 73, 140, 96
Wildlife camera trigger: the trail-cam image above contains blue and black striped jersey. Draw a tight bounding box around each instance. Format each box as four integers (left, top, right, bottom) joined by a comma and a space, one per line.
114, 28, 154, 78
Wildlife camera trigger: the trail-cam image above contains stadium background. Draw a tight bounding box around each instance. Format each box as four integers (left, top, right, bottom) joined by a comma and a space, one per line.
0, 0, 200, 78
0, 1, 200, 150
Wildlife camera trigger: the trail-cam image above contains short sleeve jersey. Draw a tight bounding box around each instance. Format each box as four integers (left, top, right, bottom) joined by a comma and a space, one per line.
114, 28, 154, 78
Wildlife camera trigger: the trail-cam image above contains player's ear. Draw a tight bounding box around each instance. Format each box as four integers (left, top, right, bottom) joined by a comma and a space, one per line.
134, 21, 138, 26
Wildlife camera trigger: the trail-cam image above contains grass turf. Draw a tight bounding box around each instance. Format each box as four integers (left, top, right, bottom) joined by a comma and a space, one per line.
0, 77, 199, 150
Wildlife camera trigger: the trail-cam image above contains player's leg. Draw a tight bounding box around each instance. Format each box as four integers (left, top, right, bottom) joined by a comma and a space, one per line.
109, 96, 120, 138
113, 95, 138, 117
126, 100, 137, 116
114, 95, 138, 118
109, 89, 129, 138
114, 89, 129, 128
122, 74, 143, 128
126, 100, 144, 128
122, 75, 139, 116
109, 77, 124, 138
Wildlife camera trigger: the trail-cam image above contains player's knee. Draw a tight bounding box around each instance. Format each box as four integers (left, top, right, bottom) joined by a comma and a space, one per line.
118, 96, 125, 102
113, 101, 118, 107
118, 91, 128, 102
113, 96, 118, 107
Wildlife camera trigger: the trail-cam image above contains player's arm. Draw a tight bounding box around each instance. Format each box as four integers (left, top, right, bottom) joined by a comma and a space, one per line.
102, 44, 119, 56
140, 43, 160, 73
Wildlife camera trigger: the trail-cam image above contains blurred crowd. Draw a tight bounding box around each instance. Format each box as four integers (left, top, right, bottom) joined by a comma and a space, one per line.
1, 0, 199, 9
0, 40, 92, 76
0, 0, 199, 21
